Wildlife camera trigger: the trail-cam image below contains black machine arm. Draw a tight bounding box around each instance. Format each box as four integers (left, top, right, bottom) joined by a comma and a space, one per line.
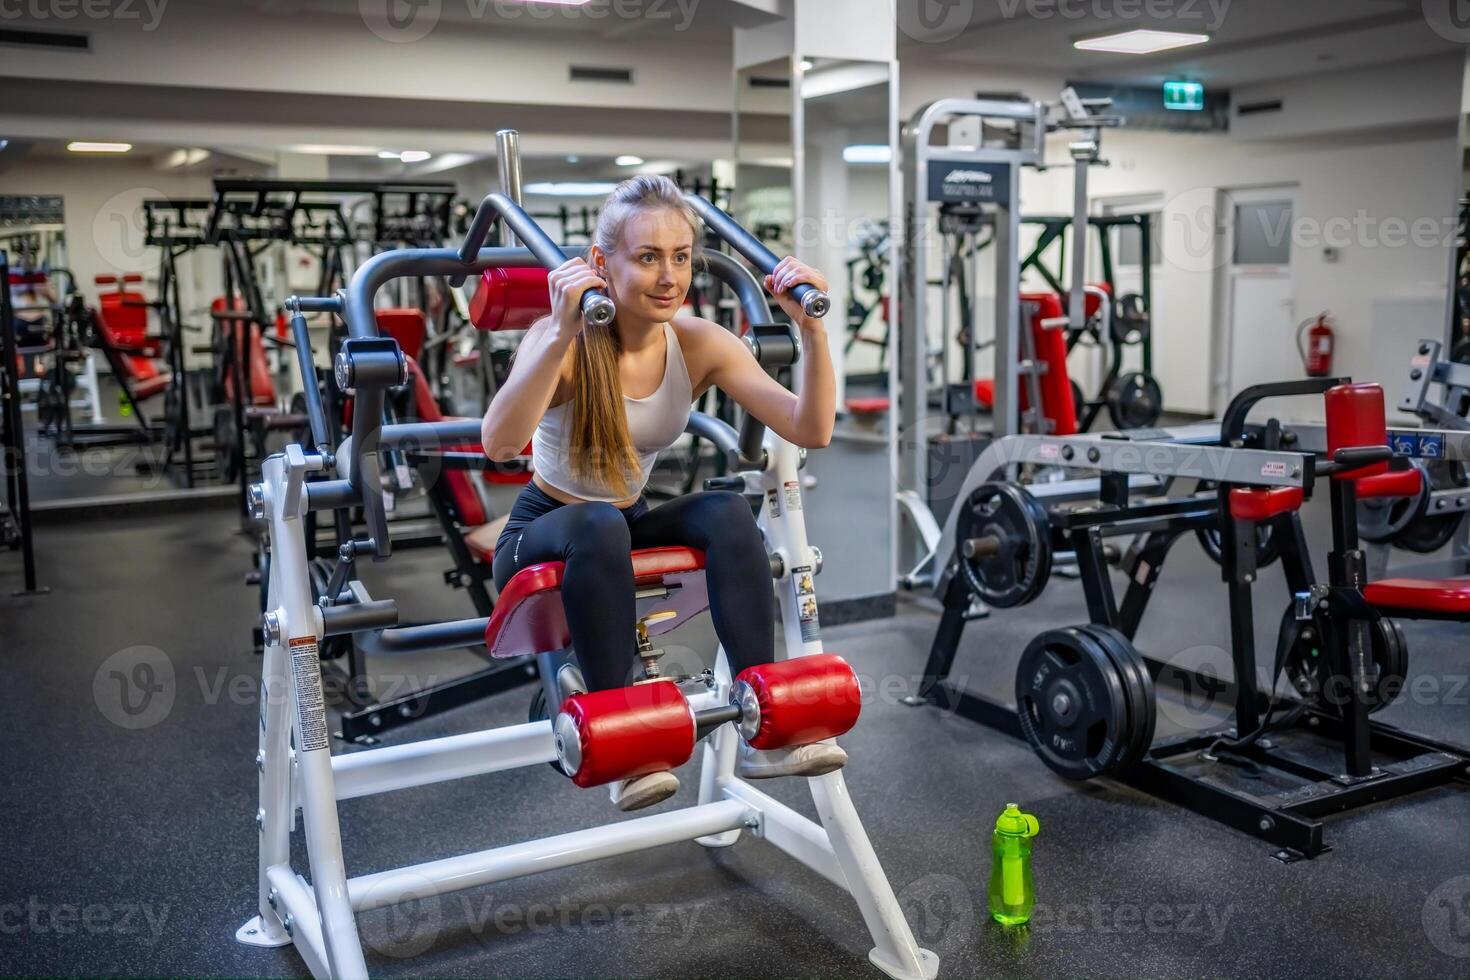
1219, 377, 1347, 447
683, 193, 831, 320
454, 193, 615, 327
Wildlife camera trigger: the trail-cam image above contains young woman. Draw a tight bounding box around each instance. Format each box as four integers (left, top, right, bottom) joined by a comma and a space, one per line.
481, 175, 838, 811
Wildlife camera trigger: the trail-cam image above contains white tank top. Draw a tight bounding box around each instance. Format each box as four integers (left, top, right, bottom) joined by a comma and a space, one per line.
532, 322, 693, 502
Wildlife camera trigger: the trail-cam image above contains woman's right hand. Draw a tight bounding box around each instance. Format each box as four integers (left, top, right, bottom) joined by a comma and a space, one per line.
547, 257, 607, 342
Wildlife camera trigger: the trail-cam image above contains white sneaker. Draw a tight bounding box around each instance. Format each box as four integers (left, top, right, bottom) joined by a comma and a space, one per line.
608, 770, 679, 812
736, 740, 848, 779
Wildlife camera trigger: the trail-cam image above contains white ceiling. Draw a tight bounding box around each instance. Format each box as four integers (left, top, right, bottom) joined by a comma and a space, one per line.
899, 0, 1462, 89
195, 0, 778, 42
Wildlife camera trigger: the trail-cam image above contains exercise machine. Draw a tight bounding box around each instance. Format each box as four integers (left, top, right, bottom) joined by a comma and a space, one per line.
238, 155, 935, 978
1, 249, 45, 596
908, 378, 1470, 858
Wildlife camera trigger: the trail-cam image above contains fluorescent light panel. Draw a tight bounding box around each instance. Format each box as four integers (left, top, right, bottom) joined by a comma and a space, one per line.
68, 141, 131, 153
843, 144, 891, 164
1074, 29, 1209, 54
615, 155, 644, 166
524, 181, 618, 196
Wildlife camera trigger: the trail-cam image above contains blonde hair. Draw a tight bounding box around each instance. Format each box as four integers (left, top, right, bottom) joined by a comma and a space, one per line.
567, 175, 701, 497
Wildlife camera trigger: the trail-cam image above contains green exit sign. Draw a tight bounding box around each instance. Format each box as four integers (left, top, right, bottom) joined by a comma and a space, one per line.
1163, 80, 1204, 111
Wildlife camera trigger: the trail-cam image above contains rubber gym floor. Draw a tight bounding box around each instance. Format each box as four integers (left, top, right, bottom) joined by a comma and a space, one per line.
1, 470, 1467, 978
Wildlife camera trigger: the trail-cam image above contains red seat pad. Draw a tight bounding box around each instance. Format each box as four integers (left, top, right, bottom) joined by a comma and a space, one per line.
210, 297, 277, 406
401, 361, 489, 527
1363, 578, 1470, 615
483, 547, 707, 659
375, 308, 427, 362
845, 396, 890, 414
1228, 486, 1304, 522
1357, 467, 1422, 500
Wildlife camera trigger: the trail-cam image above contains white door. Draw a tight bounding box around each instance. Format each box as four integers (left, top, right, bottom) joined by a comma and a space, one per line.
1218, 188, 1297, 411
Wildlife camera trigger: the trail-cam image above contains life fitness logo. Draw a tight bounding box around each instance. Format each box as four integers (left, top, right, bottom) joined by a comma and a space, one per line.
360, 0, 442, 43
942, 168, 993, 185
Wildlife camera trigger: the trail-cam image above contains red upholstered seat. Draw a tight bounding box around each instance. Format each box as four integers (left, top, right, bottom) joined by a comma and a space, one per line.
1363, 578, 1470, 616
210, 297, 277, 406
92, 300, 171, 400
970, 291, 1081, 432
845, 396, 890, 414
1228, 485, 1304, 522
483, 547, 708, 659
1357, 467, 1422, 500
375, 308, 427, 361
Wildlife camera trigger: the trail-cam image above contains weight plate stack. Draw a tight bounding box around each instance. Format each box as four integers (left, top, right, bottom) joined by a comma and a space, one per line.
1015, 626, 1133, 780
1079, 624, 1156, 771
1391, 461, 1467, 554
1105, 372, 1163, 429
955, 482, 1053, 608
1281, 605, 1407, 714
1357, 460, 1429, 544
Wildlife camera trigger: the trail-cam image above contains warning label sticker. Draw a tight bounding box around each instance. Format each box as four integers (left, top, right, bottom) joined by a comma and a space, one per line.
1037, 444, 1060, 461
784, 481, 803, 512
766, 488, 781, 519
791, 565, 820, 643
1260, 461, 1287, 478
289, 636, 329, 752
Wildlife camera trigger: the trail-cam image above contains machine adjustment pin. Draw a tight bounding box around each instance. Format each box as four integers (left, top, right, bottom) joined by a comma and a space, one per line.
261, 612, 282, 647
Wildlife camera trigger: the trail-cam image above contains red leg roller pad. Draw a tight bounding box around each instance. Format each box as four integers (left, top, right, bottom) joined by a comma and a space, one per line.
731, 654, 862, 750
554, 680, 695, 788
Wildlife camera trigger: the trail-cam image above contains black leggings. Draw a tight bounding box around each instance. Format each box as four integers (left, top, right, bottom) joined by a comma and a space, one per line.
492, 484, 775, 691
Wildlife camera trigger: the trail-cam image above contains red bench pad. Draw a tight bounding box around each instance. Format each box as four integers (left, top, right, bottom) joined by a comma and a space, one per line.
483, 547, 707, 659
1363, 578, 1470, 616
1229, 486, 1304, 522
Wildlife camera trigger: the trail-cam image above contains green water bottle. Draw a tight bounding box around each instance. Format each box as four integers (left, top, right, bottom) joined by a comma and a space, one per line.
988, 803, 1040, 925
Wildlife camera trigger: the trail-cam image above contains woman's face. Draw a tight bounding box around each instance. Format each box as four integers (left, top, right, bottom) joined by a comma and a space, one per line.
596, 208, 693, 324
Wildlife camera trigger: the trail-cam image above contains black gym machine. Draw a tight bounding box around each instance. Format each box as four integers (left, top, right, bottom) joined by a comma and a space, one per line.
911, 377, 1469, 858
1, 249, 45, 596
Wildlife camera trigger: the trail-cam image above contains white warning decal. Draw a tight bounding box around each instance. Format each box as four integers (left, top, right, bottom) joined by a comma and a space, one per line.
792, 565, 820, 643
289, 636, 330, 752
1260, 461, 1287, 478
784, 480, 803, 512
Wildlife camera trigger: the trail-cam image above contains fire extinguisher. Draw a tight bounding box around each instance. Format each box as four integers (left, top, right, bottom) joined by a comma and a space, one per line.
1297, 312, 1334, 377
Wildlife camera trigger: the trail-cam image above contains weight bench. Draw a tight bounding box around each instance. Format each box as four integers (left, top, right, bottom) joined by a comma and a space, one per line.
92, 274, 172, 402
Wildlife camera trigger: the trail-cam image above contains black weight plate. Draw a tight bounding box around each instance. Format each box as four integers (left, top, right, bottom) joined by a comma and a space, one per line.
1016, 627, 1130, 780
213, 404, 240, 482
1358, 460, 1429, 544
1105, 372, 1163, 429
1111, 293, 1149, 345
956, 482, 1053, 608
1081, 624, 1157, 770
1194, 522, 1283, 569
1282, 606, 1404, 714
1392, 461, 1467, 554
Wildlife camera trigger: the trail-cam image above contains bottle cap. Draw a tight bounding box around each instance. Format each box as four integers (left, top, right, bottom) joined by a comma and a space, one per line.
995, 802, 1040, 837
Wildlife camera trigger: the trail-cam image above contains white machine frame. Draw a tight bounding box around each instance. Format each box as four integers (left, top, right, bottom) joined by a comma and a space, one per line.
239, 434, 939, 980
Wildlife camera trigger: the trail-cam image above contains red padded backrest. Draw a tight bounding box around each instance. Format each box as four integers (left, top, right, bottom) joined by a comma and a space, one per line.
402, 360, 487, 527
375, 308, 427, 361
1325, 383, 1389, 481
1020, 291, 1077, 436
211, 297, 276, 405
98, 291, 150, 341
470, 267, 552, 331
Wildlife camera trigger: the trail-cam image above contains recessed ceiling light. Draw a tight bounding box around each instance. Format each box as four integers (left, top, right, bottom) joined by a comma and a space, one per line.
566, 154, 580, 163
0, 140, 9, 153
1074, 29, 1209, 55
615, 155, 644, 166
291, 144, 382, 156
398, 150, 431, 163
843, 144, 892, 164
377, 150, 401, 159
800, 59, 814, 71
524, 181, 618, 196
68, 141, 132, 153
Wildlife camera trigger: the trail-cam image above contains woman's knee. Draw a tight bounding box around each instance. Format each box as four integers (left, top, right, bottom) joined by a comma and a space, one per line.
564, 502, 631, 558
696, 491, 761, 543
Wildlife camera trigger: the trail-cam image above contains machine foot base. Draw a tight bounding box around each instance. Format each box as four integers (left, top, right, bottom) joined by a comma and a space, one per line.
236, 915, 292, 948
869, 946, 939, 980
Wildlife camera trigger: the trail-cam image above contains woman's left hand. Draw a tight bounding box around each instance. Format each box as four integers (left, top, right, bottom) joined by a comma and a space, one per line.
764, 256, 828, 330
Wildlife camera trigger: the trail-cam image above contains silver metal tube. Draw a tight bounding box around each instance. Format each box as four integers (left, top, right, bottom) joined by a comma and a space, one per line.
496, 130, 523, 248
